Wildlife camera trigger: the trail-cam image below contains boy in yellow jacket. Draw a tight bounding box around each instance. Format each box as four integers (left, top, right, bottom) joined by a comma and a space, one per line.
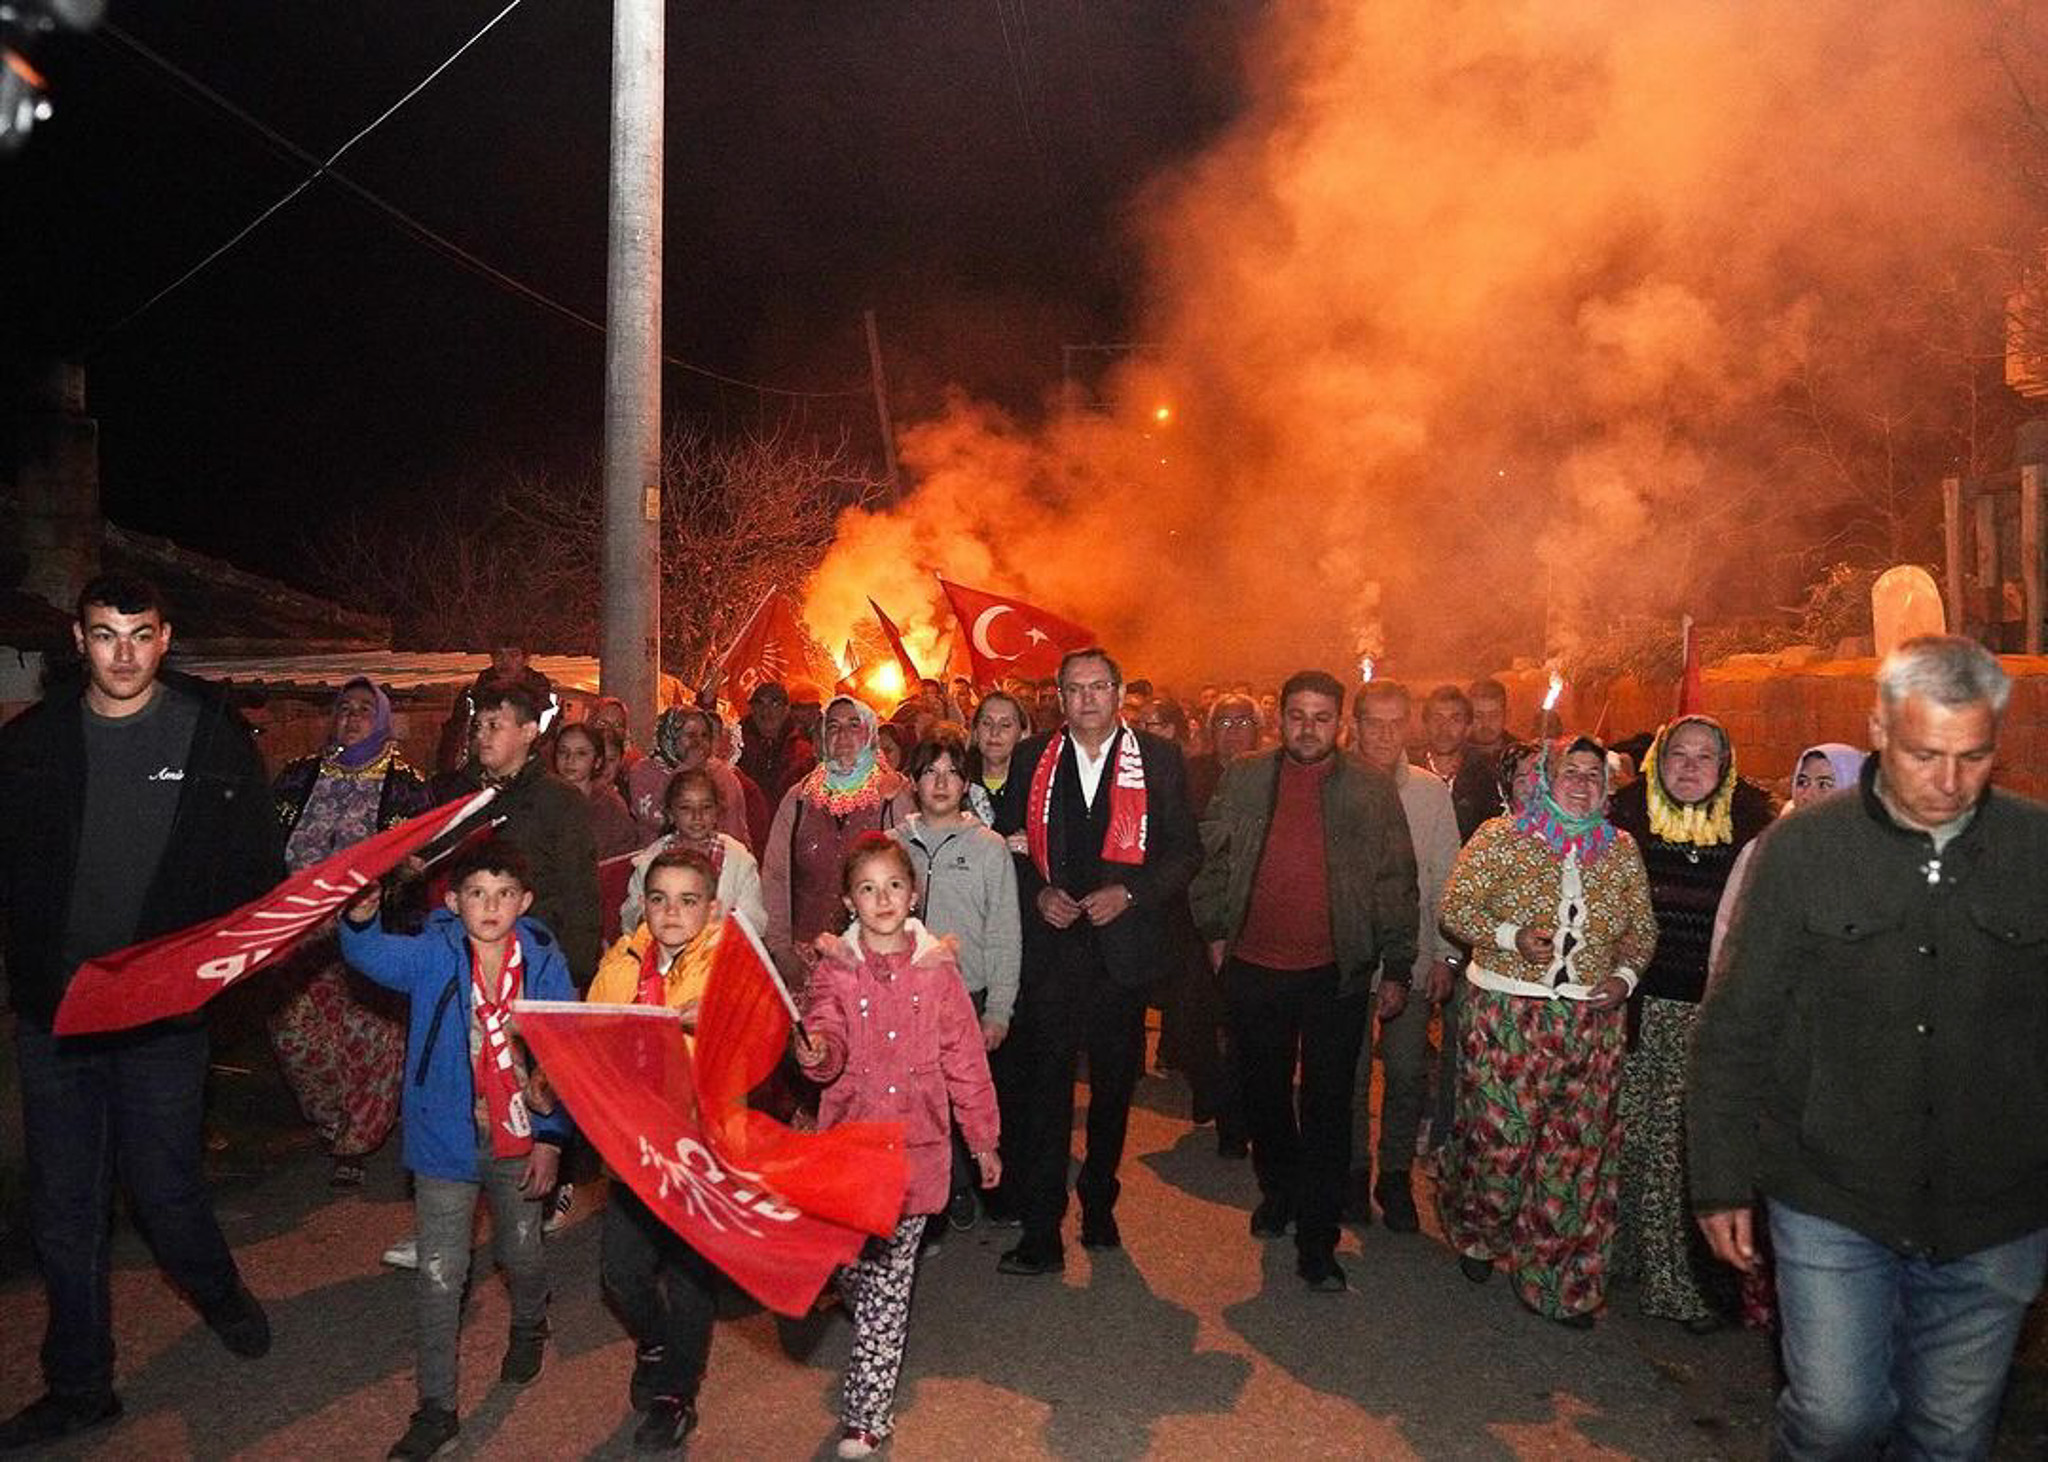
588, 847, 722, 1452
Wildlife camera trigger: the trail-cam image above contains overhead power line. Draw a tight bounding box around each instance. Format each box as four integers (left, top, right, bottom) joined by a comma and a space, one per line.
89, 15, 865, 400
90, 0, 529, 349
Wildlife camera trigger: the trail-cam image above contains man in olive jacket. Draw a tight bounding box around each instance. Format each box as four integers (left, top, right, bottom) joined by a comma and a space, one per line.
1191, 669, 1419, 1291
1691, 636, 2048, 1460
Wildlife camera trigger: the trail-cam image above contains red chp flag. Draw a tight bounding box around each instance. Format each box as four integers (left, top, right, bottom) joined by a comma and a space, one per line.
512, 915, 904, 1316
938, 576, 1097, 685
867, 597, 923, 687
718, 589, 840, 705
54, 789, 498, 1037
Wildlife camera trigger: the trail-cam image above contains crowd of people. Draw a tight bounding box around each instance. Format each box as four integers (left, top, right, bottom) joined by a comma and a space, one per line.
2, 572, 2043, 1462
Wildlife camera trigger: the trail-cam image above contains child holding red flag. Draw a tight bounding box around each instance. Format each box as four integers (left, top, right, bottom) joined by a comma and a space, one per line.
795, 834, 1001, 1459
586, 847, 726, 1452
338, 839, 576, 1461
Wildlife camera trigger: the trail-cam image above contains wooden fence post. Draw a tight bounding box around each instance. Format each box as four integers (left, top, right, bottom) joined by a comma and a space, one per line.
2023, 464, 2044, 655
1943, 476, 1966, 641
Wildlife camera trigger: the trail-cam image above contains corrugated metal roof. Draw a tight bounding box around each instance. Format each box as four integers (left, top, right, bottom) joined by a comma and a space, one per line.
168, 651, 605, 696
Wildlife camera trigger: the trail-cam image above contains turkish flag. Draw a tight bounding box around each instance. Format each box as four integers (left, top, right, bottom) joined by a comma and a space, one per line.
54, 789, 498, 1037
868, 597, 924, 687
718, 589, 839, 705
937, 577, 1097, 684
512, 915, 904, 1316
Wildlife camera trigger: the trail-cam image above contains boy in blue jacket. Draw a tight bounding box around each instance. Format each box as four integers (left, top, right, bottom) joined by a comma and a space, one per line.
340, 839, 576, 1461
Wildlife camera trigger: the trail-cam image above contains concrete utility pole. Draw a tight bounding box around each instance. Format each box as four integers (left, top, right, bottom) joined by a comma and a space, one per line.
600, 0, 664, 742
864, 308, 900, 497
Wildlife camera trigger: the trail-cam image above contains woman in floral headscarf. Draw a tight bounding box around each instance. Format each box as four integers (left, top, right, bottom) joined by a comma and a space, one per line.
1607, 714, 1778, 1331
760, 694, 914, 985
1436, 736, 1658, 1327
269, 678, 429, 1186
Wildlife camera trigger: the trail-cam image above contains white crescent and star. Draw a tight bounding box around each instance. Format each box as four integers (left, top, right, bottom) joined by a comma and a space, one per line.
971, 604, 1017, 660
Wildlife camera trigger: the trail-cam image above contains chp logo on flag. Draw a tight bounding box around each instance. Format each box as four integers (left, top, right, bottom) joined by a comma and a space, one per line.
718, 589, 840, 705
53, 789, 499, 1037
634, 1130, 799, 1236
512, 913, 904, 1317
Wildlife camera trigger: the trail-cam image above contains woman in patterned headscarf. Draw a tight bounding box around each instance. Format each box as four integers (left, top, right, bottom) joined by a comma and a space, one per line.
760, 694, 914, 985
1607, 714, 1778, 1331
1436, 736, 1658, 1327
269, 677, 429, 1186
625, 706, 755, 850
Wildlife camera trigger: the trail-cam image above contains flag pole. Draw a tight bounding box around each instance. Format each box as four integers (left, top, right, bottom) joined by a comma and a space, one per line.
728, 911, 816, 1053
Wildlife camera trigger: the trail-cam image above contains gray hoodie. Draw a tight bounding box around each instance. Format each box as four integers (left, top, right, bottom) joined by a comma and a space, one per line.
892, 813, 1022, 1028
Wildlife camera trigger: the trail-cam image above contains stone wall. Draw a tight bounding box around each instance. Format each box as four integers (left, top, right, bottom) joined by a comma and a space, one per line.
1493, 656, 2048, 800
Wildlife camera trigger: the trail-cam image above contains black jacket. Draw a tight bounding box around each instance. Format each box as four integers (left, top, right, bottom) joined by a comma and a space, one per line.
1690, 760, 2048, 1260
995, 728, 1201, 989
0, 672, 284, 1024
440, 754, 601, 987
1609, 774, 1777, 1006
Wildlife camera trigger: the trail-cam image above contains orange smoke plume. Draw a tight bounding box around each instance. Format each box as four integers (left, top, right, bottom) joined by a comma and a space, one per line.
804, 1, 2022, 680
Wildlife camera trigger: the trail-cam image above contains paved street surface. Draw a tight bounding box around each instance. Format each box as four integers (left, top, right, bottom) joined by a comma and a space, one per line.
3, 1033, 2044, 1460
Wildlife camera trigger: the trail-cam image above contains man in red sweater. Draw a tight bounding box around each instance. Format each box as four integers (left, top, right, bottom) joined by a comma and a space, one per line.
1191, 669, 1419, 1291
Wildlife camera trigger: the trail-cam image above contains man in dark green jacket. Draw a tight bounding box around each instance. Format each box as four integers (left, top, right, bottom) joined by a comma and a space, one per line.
1691, 635, 2048, 1460
1191, 669, 1418, 1292
435, 683, 600, 988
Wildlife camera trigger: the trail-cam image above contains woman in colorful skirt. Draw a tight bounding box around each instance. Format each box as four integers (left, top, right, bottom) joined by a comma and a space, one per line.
1436, 736, 1657, 1327
269, 678, 429, 1186
1608, 714, 1777, 1331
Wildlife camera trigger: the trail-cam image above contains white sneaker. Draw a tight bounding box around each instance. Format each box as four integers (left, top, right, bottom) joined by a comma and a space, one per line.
837, 1428, 883, 1458
381, 1235, 419, 1269
542, 1183, 576, 1235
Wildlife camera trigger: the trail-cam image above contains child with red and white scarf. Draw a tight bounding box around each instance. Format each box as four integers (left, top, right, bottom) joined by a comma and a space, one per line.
340, 838, 577, 1462
586, 846, 726, 1452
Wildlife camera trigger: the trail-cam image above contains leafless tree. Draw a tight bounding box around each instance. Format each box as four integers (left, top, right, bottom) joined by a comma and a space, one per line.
309, 425, 884, 668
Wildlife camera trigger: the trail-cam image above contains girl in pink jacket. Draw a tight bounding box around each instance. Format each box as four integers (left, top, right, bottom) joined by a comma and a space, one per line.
795, 833, 1000, 1459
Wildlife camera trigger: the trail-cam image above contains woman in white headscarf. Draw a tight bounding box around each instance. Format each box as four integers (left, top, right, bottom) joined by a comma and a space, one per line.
760, 694, 914, 984
1708, 742, 1867, 980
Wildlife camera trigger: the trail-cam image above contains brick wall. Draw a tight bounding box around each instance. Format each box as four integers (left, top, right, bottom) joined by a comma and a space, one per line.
1493, 657, 2048, 801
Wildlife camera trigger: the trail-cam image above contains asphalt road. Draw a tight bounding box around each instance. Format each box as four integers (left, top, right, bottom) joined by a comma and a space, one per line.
1, 1036, 2042, 1460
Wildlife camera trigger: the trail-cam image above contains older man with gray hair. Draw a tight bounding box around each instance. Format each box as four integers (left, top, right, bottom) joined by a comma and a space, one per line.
1346, 677, 1461, 1232
1691, 635, 2047, 1460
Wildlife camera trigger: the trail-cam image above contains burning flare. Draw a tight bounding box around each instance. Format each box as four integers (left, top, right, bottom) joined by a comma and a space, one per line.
1542, 672, 1565, 714
868, 661, 906, 703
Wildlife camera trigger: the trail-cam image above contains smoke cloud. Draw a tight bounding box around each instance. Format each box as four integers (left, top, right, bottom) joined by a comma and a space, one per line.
806, 0, 2023, 683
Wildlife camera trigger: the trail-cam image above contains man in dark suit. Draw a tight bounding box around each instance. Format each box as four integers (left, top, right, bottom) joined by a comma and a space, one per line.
991, 647, 1201, 1276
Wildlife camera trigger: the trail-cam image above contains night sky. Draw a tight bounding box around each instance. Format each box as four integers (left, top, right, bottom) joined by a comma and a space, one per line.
2, 0, 1245, 583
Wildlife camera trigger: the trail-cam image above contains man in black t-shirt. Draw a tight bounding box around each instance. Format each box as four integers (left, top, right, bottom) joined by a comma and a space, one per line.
0, 575, 284, 1450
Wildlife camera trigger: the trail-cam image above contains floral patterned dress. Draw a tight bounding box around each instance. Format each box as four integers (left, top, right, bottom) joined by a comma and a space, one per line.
268, 744, 426, 1162
1434, 814, 1658, 1318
